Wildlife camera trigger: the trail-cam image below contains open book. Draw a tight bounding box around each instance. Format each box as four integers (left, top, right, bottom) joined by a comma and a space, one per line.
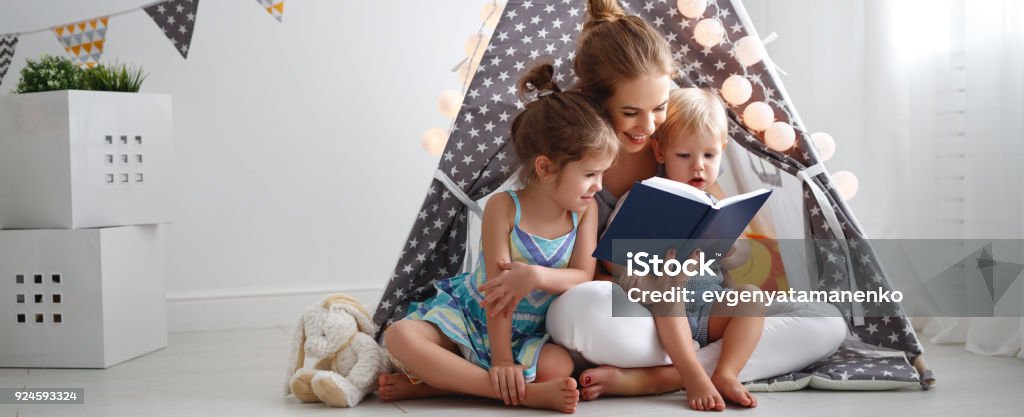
593, 177, 772, 266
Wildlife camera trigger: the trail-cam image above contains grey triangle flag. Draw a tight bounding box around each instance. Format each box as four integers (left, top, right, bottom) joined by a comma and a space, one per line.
145, 0, 201, 59
0, 35, 17, 86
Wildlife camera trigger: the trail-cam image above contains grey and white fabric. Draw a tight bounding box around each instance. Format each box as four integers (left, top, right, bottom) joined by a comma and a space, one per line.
372, 0, 927, 387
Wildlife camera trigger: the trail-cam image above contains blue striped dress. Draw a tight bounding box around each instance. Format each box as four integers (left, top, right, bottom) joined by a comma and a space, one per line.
403, 190, 578, 382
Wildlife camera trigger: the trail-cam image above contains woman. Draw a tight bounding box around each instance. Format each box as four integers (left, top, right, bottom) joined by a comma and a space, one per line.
543, 0, 847, 409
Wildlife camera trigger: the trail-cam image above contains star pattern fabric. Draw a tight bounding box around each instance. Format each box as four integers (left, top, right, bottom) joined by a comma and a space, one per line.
0, 35, 17, 86
373, 0, 923, 378
52, 17, 109, 69
256, 0, 285, 22
144, 0, 201, 59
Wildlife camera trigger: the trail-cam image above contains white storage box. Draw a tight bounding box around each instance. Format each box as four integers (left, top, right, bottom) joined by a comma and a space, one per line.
0, 225, 167, 368
0, 90, 173, 229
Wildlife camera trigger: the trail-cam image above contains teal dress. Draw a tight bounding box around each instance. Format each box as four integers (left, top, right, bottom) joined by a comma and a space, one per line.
403, 190, 578, 382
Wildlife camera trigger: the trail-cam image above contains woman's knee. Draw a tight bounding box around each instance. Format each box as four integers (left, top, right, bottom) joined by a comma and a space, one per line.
547, 280, 613, 347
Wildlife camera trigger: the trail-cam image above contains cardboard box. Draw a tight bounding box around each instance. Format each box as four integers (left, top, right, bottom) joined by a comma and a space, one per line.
0, 225, 167, 368
0, 90, 173, 229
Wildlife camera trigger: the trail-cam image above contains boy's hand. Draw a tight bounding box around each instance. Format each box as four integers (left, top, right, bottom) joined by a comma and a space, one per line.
480, 261, 537, 318
489, 360, 526, 405
718, 239, 751, 270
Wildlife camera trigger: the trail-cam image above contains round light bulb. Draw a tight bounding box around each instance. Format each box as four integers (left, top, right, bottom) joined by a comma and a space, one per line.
422, 127, 448, 155
811, 132, 836, 161
438, 90, 463, 118
456, 60, 480, 83
464, 33, 490, 58
676, 0, 708, 19
481, 2, 506, 29
721, 75, 752, 106
735, 35, 766, 67
832, 170, 859, 201
694, 19, 725, 48
764, 121, 796, 151
742, 101, 774, 132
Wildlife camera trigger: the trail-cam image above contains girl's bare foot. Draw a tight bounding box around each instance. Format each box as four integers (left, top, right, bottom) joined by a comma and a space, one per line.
711, 372, 757, 408
522, 377, 579, 414
377, 373, 448, 401
578, 365, 662, 400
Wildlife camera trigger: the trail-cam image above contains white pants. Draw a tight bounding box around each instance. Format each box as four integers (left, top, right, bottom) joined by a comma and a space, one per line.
546, 281, 847, 382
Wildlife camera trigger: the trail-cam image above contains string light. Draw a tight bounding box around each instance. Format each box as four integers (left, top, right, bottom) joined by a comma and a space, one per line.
764, 121, 796, 151
721, 74, 752, 106
734, 35, 766, 67
811, 132, 836, 161
742, 101, 774, 132
480, 1, 505, 29
833, 171, 859, 200
676, 0, 708, 19
693, 18, 725, 47
421, 127, 448, 155
437, 89, 463, 118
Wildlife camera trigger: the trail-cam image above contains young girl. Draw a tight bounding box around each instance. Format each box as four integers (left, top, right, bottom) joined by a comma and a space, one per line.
378, 63, 619, 414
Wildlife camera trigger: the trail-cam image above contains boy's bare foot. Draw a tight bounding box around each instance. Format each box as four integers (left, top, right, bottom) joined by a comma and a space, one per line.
377, 373, 448, 401
578, 365, 658, 400
681, 368, 725, 411
522, 377, 579, 414
711, 372, 757, 408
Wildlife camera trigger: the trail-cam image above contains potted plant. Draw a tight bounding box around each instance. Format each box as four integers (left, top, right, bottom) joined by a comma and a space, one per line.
0, 55, 173, 229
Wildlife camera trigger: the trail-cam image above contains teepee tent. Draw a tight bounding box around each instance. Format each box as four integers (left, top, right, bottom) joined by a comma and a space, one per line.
373, 0, 931, 389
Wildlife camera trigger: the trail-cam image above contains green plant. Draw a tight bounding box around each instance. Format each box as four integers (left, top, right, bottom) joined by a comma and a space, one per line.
83, 62, 148, 92
12, 55, 149, 94
13, 55, 85, 93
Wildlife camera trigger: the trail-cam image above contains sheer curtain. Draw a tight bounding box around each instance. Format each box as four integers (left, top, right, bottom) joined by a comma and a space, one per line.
746, 0, 1024, 358
905, 0, 1024, 359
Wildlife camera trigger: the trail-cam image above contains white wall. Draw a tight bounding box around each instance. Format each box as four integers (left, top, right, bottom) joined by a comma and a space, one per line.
2, 0, 482, 330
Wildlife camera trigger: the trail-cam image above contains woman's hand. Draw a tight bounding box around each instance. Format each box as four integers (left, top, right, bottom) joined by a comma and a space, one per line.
480, 261, 538, 318
488, 360, 526, 405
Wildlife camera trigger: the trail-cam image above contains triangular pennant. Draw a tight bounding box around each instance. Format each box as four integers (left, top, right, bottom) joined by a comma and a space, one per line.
145, 0, 202, 59
52, 16, 109, 68
0, 35, 18, 87
255, 0, 284, 22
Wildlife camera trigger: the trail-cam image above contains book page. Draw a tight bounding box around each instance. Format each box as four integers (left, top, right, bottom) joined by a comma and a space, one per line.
718, 187, 772, 208
640, 176, 713, 205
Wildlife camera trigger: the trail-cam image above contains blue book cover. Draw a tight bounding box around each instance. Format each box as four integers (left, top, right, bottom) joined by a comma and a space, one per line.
593, 177, 772, 266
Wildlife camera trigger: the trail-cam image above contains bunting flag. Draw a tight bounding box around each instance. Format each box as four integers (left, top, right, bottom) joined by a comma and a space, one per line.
0, 35, 16, 86
144, 0, 201, 59
51, 17, 109, 68
256, 0, 285, 22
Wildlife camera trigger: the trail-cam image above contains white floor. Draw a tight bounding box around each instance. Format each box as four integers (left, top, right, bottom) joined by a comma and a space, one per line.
2, 326, 1022, 417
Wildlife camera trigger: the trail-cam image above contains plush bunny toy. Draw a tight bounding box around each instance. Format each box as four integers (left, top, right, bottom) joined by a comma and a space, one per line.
285, 293, 390, 407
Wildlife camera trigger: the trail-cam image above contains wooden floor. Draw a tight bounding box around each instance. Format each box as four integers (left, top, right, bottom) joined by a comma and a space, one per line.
2, 327, 1022, 416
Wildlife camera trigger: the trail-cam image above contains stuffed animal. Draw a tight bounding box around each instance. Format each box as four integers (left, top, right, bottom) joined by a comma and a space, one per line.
285, 293, 390, 407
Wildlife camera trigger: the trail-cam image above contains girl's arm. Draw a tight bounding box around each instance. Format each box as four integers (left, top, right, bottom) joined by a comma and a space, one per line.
479, 193, 525, 405
480, 199, 599, 315
532, 197, 600, 293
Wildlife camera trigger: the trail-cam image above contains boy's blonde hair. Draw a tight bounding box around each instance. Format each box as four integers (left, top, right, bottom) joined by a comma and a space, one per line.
654, 88, 729, 148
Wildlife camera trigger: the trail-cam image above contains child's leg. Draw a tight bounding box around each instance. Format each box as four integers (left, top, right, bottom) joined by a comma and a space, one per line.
580, 316, 724, 411
534, 343, 574, 382
706, 284, 766, 408
381, 320, 579, 413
